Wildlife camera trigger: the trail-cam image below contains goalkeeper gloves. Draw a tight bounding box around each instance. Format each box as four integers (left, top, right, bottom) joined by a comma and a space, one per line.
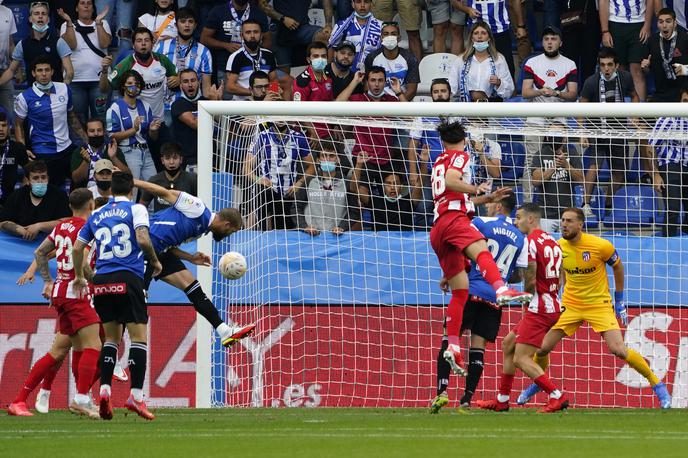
614, 291, 628, 326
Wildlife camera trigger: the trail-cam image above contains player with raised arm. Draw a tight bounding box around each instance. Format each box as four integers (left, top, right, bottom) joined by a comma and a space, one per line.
430, 120, 532, 377
132, 179, 255, 346
430, 193, 528, 413
476, 203, 567, 413
73, 171, 162, 420
517, 207, 672, 409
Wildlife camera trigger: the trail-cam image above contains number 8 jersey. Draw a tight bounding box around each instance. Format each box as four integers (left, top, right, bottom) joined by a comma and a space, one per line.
77, 197, 150, 278
527, 228, 563, 314
431, 149, 475, 220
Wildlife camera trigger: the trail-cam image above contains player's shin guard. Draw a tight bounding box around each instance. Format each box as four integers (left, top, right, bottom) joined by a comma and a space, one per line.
461, 348, 485, 405
475, 251, 505, 290
534, 353, 549, 372
77, 349, 100, 395
13, 353, 56, 403
446, 289, 469, 344
128, 342, 147, 401
625, 348, 661, 386
436, 338, 451, 395
185, 280, 224, 329
99, 342, 118, 389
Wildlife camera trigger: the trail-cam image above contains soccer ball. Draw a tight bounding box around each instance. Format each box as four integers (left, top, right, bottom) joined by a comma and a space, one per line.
218, 251, 247, 280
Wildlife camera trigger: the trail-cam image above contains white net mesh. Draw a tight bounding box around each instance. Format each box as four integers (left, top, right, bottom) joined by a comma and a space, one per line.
200, 103, 688, 408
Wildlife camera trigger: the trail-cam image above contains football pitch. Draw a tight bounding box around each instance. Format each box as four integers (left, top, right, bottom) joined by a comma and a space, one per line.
1, 408, 686, 457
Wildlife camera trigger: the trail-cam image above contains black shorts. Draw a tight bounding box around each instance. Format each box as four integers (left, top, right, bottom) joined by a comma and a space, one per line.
143, 250, 187, 290
92, 271, 148, 324
460, 298, 503, 342
589, 138, 627, 174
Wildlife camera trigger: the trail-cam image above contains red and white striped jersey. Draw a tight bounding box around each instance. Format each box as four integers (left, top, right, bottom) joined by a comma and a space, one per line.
527, 228, 563, 314
48, 217, 94, 300
431, 149, 475, 220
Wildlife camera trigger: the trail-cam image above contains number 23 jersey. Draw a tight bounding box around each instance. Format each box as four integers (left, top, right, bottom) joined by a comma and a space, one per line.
431, 149, 475, 220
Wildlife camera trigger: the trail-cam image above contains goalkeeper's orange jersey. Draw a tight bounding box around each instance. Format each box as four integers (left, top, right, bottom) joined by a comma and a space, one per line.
559, 232, 621, 308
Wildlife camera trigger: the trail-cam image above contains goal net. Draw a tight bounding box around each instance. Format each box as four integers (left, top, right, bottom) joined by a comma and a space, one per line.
196, 101, 688, 409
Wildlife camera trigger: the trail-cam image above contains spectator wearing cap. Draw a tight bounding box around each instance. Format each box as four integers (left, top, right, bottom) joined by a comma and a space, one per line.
600, 0, 652, 101
641, 8, 688, 102
0, 160, 70, 240
139, 142, 198, 213
449, 21, 514, 102
225, 20, 278, 101
88, 158, 115, 198
71, 117, 129, 189
364, 21, 419, 100
328, 0, 383, 71
326, 41, 364, 98
521, 25, 578, 201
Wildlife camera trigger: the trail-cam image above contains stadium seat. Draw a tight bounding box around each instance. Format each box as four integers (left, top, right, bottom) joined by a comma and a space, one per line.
417, 53, 457, 94
603, 185, 661, 228
497, 135, 525, 183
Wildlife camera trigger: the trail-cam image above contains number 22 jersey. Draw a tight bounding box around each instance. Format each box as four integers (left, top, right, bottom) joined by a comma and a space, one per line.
527, 228, 563, 314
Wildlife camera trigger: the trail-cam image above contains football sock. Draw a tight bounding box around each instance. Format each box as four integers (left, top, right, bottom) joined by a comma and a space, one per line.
128, 342, 147, 391
14, 353, 56, 403
77, 349, 100, 396
40, 356, 61, 391
445, 289, 468, 341
625, 348, 660, 386
461, 348, 485, 404
475, 250, 505, 290
534, 353, 550, 372
216, 323, 231, 339
185, 281, 224, 329
71, 350, 83, 384
534, 374, 562, 399
100, 342, 118, 388
436, 339, 450, 395
497, 373, 514, 403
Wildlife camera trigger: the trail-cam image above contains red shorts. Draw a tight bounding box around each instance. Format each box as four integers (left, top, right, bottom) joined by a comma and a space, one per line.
430, 213, 484, 278
514, 311, 561, 348
52, 297, 101, 336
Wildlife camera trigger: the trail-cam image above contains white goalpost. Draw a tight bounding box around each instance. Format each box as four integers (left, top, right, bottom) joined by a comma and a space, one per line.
195, 101, 688, 409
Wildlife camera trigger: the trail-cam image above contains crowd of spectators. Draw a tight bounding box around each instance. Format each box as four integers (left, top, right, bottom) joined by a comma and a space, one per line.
0, 1, 687, 240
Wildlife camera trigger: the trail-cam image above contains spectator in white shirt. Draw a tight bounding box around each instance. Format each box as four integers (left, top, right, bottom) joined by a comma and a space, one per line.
449, 21, 514, 102
58, 0, 112, 124
139, 0, 178, 43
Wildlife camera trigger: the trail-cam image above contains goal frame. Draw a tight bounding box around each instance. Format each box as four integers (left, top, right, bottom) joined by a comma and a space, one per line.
195, 101, 688, 408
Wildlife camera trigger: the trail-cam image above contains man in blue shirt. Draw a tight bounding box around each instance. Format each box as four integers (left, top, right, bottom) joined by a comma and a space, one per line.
14, 56, 87, 188
73, 171, 161, 421
134, 179, 256, 348
430, 193, 528, 413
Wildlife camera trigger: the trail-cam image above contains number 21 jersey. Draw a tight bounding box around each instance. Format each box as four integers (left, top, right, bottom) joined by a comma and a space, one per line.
431, 149, 475, 220
78, 197, 150, 278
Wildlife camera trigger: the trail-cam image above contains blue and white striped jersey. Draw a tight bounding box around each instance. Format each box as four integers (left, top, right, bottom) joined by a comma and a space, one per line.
153, 38, 213, 109
649, 116, 688, 166
149, 192, 213, 253
328, 15, 383, 69
251, 127, 312, 196
77, 197, 150, 278
106, 99, 155, 146
608, 0, 647, 23
468, 214, 528, 303
14, 82, 73, 155
464, 0, 511, 34
664, 0, 688, 28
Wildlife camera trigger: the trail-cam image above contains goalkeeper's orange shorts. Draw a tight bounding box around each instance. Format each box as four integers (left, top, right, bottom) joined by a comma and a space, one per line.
551, 304, 620, 336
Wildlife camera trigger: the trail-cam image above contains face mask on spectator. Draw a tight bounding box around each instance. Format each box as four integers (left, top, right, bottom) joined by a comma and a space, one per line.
382, 36, 398, 50
601, 71, 618, 82
355, 11, 372, 19
32, 23, 49, 33
164, 163, 180, 176
473, 41, 489, 52
126, 85, 140, 97
367, 89, 383, 99
31, 182, 47, 197
182, 89, 202, 102
88, 135, 105, 148
96, 180, 111, 191
244, 39, 260, 52
35, 81, 53, 91
311, 57, 327, 72
320, 161, 336, 173
384, 194, 400, 203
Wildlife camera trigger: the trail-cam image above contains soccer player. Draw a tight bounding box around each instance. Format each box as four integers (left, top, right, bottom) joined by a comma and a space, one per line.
430, 193, 528, 413
477, 203, 568, 413
517, 207, 672, 409
430, 120, 532, 376
133, 179, 255, 346
73, 171, 162, 420
32, 189, 101, 418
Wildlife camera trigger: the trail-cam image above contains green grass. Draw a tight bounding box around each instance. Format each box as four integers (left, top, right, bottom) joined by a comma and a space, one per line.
1, 408, 686, 457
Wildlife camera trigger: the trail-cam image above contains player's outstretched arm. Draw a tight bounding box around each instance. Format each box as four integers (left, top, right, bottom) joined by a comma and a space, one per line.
133, 179, 181, 205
